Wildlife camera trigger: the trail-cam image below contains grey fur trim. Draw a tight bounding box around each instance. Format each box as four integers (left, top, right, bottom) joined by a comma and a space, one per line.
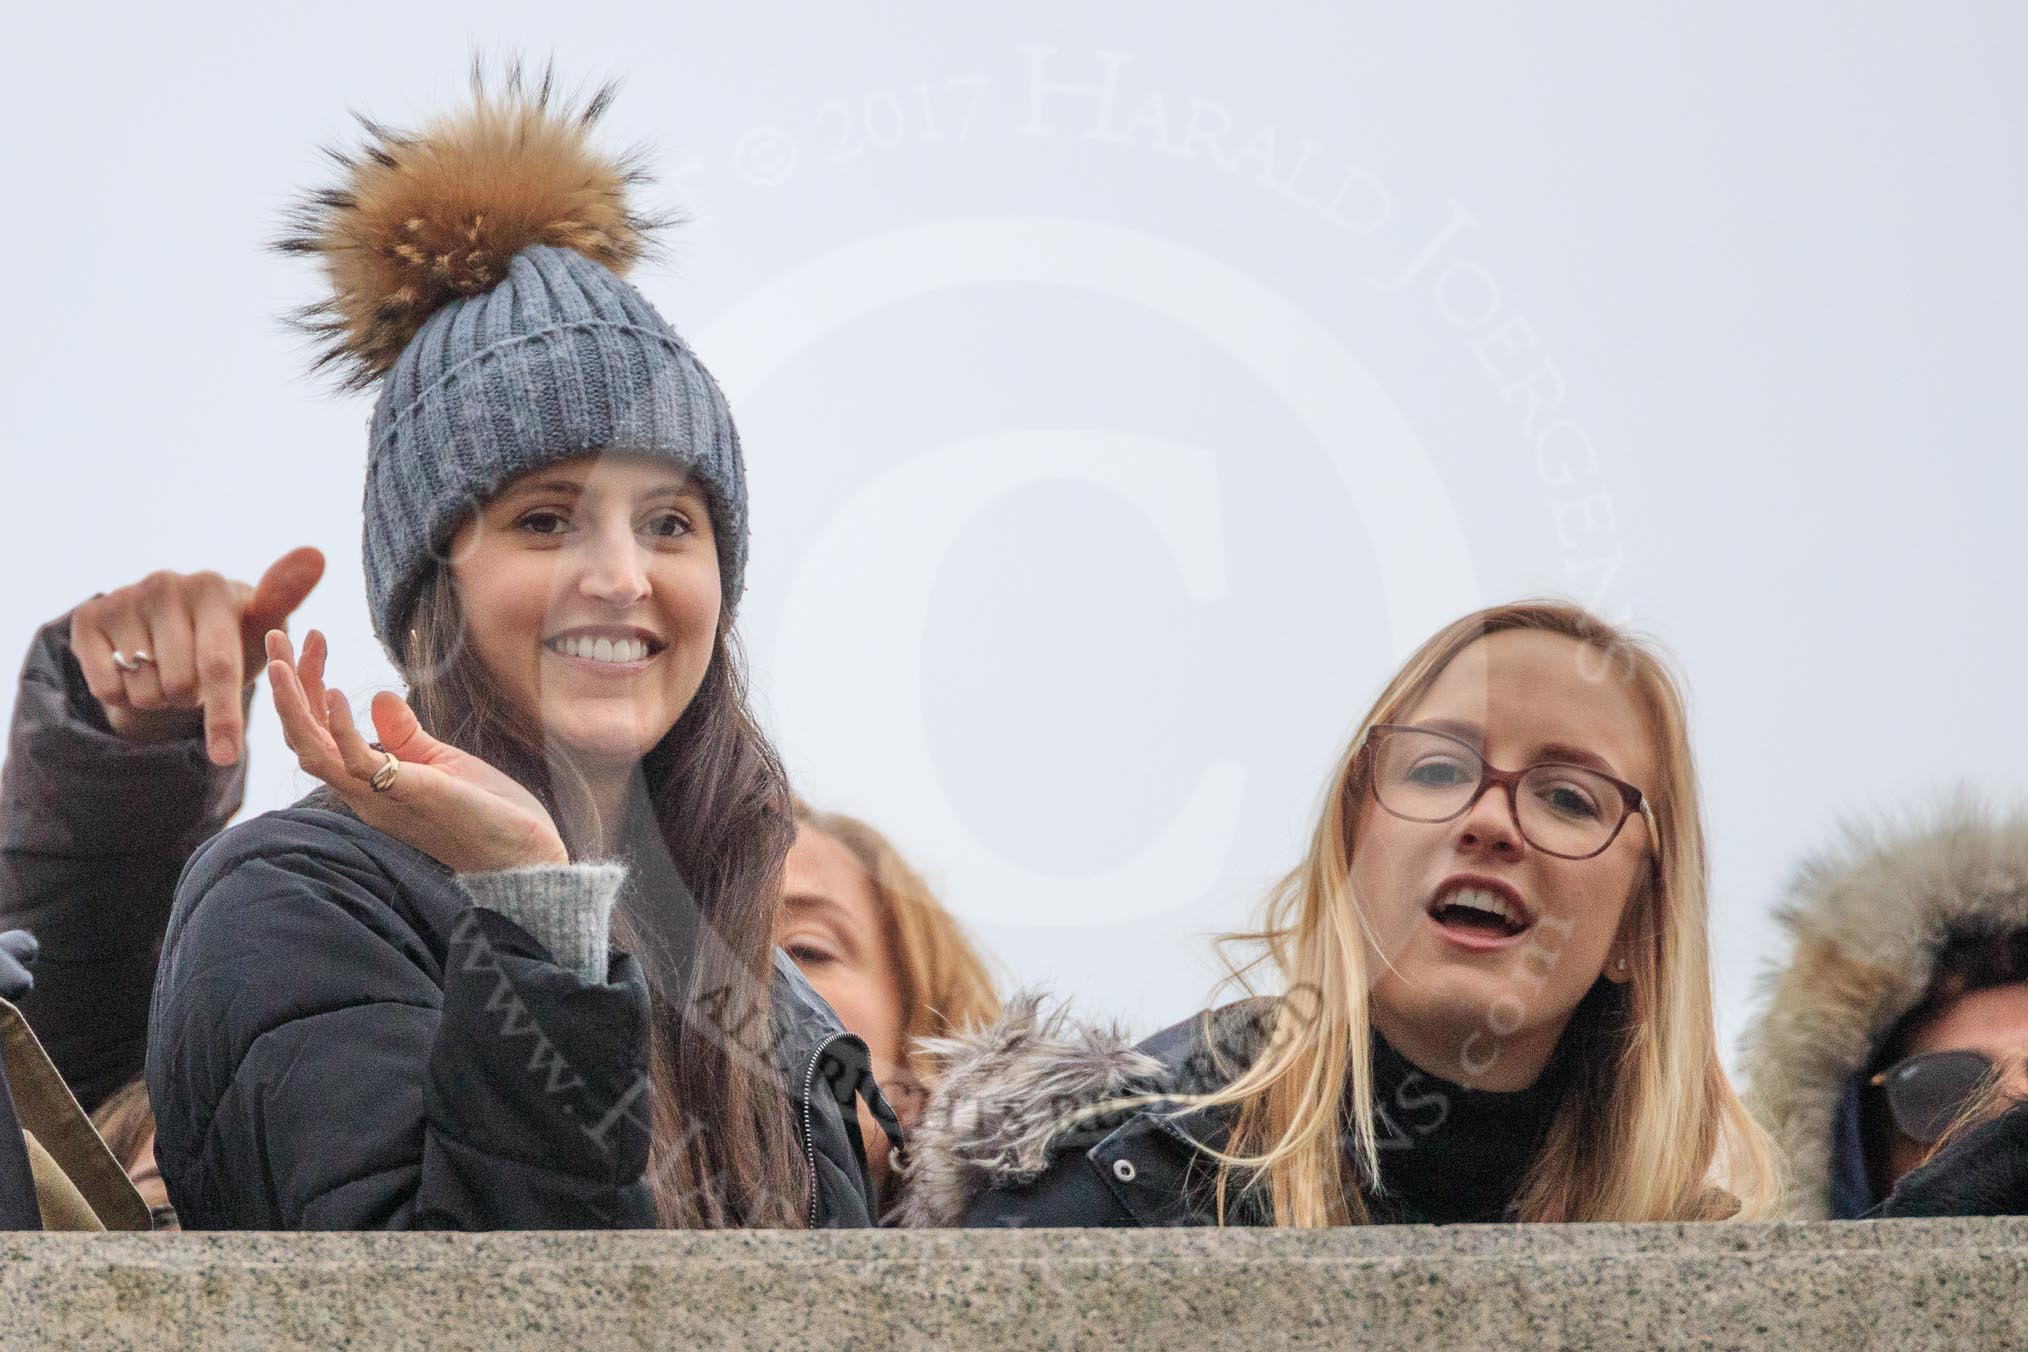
1739, 794, 2028, 1218
894, 992, 1165, 1228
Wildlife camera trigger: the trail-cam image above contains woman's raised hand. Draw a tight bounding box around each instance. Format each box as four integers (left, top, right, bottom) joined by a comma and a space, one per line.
266, 629, 569, 874
70, 547, 327, 765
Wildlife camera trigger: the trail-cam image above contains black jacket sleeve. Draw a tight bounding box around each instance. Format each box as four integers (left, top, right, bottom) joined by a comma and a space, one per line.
147, 814, 656, 1230
0, 615, 244, 1111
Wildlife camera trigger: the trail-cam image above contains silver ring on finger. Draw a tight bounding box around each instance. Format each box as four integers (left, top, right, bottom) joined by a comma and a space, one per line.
369, 753, 400, 794
111, 649, 155, 673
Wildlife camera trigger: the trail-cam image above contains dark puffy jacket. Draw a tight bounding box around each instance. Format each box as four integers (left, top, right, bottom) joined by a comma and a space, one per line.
148, 802, 898, 1230
0, 617, 244, 1112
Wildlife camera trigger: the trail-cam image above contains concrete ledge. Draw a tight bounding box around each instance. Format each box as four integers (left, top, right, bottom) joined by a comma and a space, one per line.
1, 1219, 2024, 1349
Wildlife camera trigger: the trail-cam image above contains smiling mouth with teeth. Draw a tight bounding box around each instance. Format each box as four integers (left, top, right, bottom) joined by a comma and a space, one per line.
1428, 887, 1530, 939
544, 634, 661, 665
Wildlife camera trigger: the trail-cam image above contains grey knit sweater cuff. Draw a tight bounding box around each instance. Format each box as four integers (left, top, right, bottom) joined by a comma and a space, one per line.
456, 863, 627, 983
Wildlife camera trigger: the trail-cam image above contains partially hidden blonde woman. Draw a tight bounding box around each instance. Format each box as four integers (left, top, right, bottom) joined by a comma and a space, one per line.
780, 802, 1002, 1207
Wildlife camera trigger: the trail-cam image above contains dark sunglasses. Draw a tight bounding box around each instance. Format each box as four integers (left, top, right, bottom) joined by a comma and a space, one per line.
1869, 1049, 2010, 1145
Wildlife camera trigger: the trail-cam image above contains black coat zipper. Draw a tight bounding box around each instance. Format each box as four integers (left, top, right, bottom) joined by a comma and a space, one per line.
800, 1030, 849, 1228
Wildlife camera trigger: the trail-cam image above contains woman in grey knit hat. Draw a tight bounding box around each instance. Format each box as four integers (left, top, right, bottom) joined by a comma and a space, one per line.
145, 66, 897, 1231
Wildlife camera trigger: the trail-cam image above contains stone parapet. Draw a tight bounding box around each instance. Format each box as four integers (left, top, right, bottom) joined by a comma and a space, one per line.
1, 1218, 2023, 1349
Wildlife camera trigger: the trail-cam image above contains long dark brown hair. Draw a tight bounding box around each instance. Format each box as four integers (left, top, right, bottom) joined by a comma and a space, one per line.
399, 562, 804, 1227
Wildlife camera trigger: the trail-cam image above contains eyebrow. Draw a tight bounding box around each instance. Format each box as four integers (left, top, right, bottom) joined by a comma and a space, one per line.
497, 477, 700, 503
1411, 717, 1620, 776
501, 478, 584, 499
781, 893, 855, 927
1535, 743, 1618, 776
1415, 717, 1484, 748
782, 892, 831, 913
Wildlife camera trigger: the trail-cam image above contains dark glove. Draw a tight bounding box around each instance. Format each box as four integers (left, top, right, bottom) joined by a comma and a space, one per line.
0, 930, 37, 1002
1880, 1098, 2028, 1217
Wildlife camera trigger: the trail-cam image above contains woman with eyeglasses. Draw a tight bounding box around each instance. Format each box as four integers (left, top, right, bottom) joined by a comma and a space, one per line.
1745, 811, 2028, 1218
901, 600, 1779, 1228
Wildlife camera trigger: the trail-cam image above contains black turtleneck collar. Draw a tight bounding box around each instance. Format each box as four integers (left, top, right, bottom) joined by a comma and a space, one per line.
1357, 1013, 1582, 1225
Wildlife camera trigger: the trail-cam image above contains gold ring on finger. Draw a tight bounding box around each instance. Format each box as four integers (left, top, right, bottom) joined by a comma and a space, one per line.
369, 753, 400, 793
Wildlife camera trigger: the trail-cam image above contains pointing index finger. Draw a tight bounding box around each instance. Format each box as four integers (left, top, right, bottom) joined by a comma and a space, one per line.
194, 586, 247, 765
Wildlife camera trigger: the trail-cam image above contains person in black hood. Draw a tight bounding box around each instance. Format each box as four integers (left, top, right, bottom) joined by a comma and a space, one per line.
1742, 802, 2028, 1218
900, 601, 1777, 1229
146, 67, 895, 1232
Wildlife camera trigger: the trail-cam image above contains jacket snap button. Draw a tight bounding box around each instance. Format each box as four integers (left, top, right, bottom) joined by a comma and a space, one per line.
1112, 1158, 1137, 1183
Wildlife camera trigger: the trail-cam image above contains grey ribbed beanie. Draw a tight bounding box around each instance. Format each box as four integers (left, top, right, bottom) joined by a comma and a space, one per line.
278, 75, 746, 654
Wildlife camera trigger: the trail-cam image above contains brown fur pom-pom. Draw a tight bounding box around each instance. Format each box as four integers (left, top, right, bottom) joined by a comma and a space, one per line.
277, 60, 673, 390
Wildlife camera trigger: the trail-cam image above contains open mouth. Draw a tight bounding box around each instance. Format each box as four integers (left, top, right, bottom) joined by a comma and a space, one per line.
1426, 881, 1532, 941
543, 631, 665, 666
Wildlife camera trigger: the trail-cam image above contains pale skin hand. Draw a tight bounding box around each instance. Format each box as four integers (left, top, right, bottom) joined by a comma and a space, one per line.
68, 547, 327, 766
265, 629, 569, 874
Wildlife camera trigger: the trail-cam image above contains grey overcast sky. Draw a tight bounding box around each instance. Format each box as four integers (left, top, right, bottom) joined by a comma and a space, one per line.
4, 3, 2024, 1063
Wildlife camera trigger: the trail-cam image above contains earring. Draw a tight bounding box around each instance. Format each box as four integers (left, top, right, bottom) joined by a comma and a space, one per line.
1615, 957, 1628, 972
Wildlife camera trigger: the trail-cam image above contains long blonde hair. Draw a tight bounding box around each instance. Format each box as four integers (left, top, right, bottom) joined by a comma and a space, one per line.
1196, 600, 1779, 1225
793, 804, 1003, 1090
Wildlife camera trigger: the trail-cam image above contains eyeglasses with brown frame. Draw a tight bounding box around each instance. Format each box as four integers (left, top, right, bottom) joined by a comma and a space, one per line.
1355, 723, 1659, 862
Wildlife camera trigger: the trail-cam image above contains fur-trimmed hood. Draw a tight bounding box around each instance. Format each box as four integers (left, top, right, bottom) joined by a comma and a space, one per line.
894, 994, 1275, 1227
1740, 797, 2028, 1218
